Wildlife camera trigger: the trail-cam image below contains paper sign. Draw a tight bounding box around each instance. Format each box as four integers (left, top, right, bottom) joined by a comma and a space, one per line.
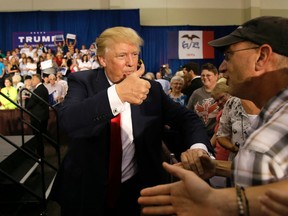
66, 33, 76, 40
41, 59, 52, 70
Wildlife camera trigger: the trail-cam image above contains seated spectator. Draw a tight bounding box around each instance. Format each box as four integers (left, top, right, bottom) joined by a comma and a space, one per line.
91, 55, 100, 69
26, 45, 35, 58
19, 56, 28, 77
32, 52, 39, 63
54, 52, 63, 67
19, 75, 32, 108
0, 56, 6, 88
70, 58, 79, 73
26, 56, 37, 76
80, 44, 88, 55
78, 54, 92, 71
20, 43, 29, 56
0, 77, 18, 109
19, 52, 27, 64
12, 74, 24, 92
88, 43, 97, 56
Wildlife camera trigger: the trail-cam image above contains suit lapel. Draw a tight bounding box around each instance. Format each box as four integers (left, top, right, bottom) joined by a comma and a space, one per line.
95, 68, 110, 92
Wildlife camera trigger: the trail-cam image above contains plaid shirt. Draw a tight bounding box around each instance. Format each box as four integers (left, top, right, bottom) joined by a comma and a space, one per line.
231, 87, 288, 187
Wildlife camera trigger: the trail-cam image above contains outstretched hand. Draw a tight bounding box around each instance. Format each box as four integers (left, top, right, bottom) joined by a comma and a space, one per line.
116, 63, 151, 105
138, 162, 219, 216
259, 189, 288, 216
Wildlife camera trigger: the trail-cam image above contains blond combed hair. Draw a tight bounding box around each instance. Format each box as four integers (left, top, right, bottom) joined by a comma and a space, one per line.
96, 26, 144, 56
211, 81, 230, 98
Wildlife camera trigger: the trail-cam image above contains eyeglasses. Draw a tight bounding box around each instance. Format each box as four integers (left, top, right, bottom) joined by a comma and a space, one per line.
201, 74, 214, 78
224, 46, 260, 61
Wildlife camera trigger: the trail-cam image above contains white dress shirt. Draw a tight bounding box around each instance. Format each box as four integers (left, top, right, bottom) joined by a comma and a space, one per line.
107, 79, 137, 183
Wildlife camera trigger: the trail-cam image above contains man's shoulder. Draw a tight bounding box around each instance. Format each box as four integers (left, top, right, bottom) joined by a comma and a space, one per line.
38, 83, 48, 90
191, 77, 203, 85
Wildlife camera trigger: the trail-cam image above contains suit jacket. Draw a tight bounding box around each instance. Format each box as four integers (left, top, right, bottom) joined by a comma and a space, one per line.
50, 68, 213, 214
26, 83, 49, 121
182, 76, 203, 104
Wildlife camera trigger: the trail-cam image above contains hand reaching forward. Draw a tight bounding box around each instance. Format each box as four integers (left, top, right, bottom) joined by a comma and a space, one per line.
138, 162, 226, 216
259, 189, 288, 216
116, 63, 151, 105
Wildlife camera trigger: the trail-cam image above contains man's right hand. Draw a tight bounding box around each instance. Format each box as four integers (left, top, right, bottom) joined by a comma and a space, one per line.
116, 63, 151, 105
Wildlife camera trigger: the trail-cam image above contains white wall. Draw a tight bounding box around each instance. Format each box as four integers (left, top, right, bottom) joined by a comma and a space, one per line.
0, 0, 287, 25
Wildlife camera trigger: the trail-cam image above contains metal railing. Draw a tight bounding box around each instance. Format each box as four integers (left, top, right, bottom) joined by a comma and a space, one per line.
0, 88, 61, 214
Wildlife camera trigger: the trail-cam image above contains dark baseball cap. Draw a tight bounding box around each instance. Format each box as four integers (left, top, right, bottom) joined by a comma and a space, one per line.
208, 16, 288, 57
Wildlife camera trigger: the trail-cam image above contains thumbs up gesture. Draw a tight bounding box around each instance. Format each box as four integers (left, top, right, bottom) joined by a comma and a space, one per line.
116, 63, 151, 105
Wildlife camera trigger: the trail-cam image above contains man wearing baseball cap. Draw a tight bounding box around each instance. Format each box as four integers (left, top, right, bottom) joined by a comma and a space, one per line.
139, 16, 288, 216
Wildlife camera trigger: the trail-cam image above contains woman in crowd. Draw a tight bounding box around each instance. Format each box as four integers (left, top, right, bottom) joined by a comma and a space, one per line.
19, 75, 32, 108
70, 58, 79, 73
0, 77, 18, 109
168, 75, 187, 106
187, 62, 219, 139
78, 54, 92, 71
209, 80, 231, 188
19, 56, 28, 78
7, 56, 20, 77
216, 97, 260, 161
26, 56, 37, 77
12, 74, 24, 92
210, 80, 231, 161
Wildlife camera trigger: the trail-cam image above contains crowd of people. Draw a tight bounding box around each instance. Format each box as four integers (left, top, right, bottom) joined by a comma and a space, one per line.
0, 15, 288, 216
139, 15, 288, 216
50, 17, 288, 216
0, 37, 101, 109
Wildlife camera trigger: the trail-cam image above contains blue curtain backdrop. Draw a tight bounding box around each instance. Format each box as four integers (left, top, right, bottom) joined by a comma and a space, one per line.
0, 9, 237, 74
0, 9, 141, 52
140, 25, 237, 74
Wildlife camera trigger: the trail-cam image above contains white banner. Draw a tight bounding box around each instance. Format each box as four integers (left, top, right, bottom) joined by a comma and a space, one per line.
178, 31, 203, 59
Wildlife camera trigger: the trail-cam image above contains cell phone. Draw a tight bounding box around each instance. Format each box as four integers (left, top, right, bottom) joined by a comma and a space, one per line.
137, 59, 143, 70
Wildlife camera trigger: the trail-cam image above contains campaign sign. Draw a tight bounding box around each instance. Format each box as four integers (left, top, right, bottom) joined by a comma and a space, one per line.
13, 31, 64, 49
66, 33, 76, 40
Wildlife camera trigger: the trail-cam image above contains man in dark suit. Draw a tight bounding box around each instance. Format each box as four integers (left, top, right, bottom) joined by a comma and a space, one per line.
26, 74, 49, 135
182, 62, 203, 104
50, 27, 214, 216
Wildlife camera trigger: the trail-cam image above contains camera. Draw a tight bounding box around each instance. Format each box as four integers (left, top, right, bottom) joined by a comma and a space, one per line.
160, 64, 167, 77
